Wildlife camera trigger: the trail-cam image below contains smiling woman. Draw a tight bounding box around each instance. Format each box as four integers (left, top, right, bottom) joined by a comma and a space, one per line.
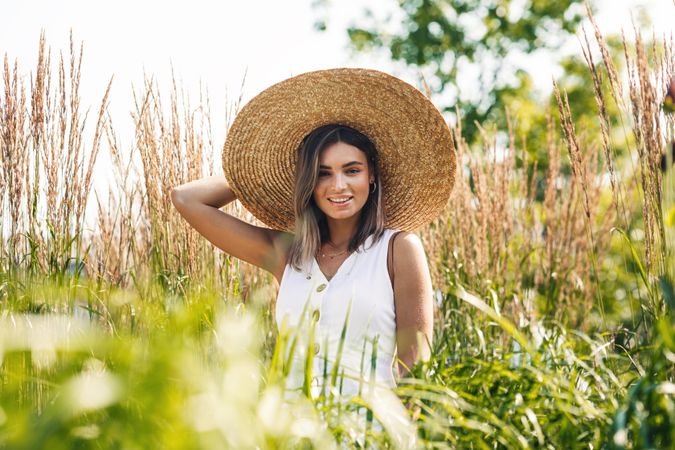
272, 122, 437, 407
315, 143, 373, 232
172, 69, 456, 425
289, 124, 384, 277
317, 144, 371, 209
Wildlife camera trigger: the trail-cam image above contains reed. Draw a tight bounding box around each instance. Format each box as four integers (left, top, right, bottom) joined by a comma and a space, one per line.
577, 7, 673, 326
0, 31, 110, 291
420, 100, 616, 329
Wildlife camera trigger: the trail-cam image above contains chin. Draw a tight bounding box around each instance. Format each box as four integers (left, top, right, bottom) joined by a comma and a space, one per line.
324, 210, 356, 220
320, 208, 359, 221
316, 197, 368, 221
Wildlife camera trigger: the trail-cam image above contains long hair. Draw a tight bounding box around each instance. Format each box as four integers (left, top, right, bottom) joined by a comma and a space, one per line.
287, 124, 386, 272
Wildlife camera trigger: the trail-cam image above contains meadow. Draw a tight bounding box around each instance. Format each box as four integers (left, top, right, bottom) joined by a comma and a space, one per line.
0, 13, 674, 450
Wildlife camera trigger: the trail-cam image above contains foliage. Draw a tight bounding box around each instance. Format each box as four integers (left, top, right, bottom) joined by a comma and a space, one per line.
340, 0, 588, 143
608, 277, 675, 449
0, 274, 638, 449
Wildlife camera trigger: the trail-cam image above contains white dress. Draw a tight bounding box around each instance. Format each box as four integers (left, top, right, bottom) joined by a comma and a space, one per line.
275, 228, 401, 400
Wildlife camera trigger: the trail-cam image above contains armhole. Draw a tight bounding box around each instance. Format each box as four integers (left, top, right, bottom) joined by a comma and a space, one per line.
387, 230, 403, 290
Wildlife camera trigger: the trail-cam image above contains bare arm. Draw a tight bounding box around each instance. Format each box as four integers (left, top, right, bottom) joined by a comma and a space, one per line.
170, 176, 292, 283
392, 232, 434, 379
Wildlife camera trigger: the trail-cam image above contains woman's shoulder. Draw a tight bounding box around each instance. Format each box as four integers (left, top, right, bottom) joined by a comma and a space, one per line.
389, 230, 425, 255
372, 228, 418, 254
389, 231, 429, 288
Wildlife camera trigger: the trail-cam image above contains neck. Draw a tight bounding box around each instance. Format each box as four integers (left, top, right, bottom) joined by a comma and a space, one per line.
324, 214, 361, 248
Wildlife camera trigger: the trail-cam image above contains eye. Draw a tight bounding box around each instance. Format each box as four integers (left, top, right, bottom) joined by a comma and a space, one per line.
347, 169, 360, 174
318, 171, 330, 177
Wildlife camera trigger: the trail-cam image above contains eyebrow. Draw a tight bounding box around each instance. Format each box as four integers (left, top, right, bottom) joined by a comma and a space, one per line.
318, 161, 365, 169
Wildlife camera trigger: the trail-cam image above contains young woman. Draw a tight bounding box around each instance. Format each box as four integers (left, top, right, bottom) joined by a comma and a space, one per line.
171, 68, 455, 399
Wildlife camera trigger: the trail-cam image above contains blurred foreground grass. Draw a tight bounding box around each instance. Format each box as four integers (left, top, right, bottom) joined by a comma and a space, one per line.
0, 270, 673, 448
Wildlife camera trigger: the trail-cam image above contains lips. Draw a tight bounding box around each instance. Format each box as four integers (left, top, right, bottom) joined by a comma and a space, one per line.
328, 196, 353, 205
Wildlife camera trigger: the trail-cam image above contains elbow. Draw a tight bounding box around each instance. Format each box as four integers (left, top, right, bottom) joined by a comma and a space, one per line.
170, 187, 184, 208
396, 330, 432, 378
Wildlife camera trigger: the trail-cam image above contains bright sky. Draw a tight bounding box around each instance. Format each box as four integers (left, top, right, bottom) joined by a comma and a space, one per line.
4, 0, 671, 139
1, 0, 673, 232
3, 0, 403, 149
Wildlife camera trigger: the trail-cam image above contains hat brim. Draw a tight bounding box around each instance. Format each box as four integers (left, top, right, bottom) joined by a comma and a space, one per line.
222, 68, 456, 232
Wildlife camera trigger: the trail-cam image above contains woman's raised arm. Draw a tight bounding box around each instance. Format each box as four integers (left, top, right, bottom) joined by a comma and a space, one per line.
170, 176, 292, 283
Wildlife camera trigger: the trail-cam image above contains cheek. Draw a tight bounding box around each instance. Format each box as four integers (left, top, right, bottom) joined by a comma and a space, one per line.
359, 175, 371, 191
312, 183, 328, 204
312, 179, 325, 195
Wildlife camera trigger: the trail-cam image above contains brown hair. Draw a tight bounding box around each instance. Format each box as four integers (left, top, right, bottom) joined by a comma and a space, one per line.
287, 124, 386, 272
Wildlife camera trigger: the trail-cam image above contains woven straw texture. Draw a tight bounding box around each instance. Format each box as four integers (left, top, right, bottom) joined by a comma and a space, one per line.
222, 68, 456, 232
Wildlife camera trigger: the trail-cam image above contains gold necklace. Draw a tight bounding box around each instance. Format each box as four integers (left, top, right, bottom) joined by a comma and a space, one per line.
319, 241, 349, 259
320, 248, 349, 259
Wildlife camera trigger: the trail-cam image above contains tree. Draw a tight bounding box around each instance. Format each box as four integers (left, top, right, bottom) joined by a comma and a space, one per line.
338, 0, 590, 143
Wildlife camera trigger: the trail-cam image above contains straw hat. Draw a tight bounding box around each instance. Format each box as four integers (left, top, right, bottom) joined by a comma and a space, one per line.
222, 68, 456, 232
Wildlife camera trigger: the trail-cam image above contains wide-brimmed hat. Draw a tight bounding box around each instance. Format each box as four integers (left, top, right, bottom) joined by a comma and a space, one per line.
222, 68, 456, 232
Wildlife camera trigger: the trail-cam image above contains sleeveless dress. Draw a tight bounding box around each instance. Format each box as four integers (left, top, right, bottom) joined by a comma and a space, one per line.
275, 228, 401, 400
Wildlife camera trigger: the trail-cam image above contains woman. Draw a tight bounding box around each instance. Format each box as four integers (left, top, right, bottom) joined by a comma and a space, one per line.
171, 68, 456, 399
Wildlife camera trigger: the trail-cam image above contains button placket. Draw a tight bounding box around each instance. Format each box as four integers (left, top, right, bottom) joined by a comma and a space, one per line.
310, 281, 329, 361
308, 259, 327, 319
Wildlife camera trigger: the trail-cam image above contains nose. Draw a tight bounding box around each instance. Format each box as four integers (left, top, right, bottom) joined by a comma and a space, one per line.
332, 172, 347, 190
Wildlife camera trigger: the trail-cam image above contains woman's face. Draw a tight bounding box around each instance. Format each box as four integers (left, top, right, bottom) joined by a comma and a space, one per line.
313, 141, 373, 223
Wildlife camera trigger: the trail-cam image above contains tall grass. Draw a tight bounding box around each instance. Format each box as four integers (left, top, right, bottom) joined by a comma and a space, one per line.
1, 11, 674, 448
1, 32, 111, 286
420, 107, 617, 329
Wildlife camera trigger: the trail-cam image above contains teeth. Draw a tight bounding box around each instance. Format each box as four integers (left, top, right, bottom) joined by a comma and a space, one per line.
329, 197, 351, 203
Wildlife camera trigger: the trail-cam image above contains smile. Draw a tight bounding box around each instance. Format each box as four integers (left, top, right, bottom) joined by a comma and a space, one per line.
328, 196, 353, 205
